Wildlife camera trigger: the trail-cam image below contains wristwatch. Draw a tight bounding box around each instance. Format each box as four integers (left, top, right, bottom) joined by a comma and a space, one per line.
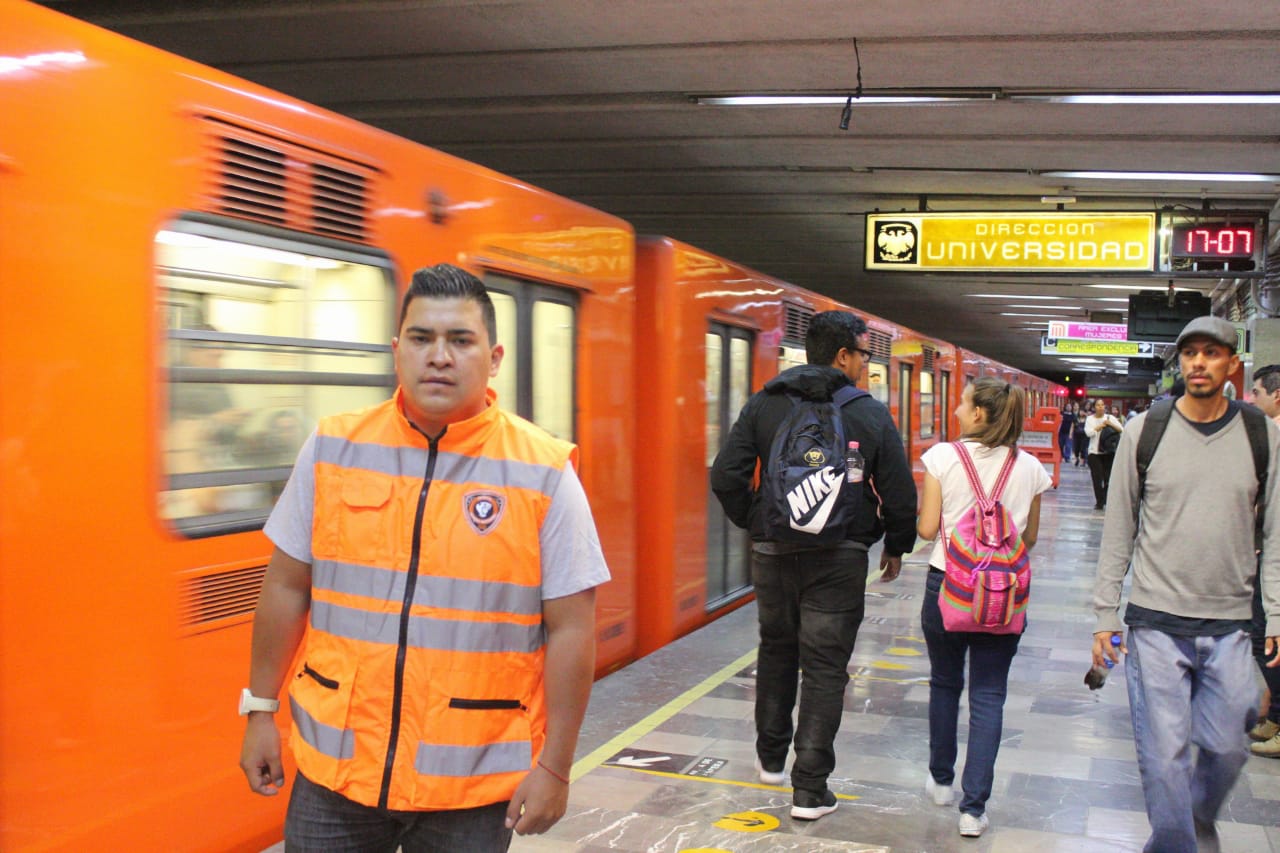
238, 688, 280, 715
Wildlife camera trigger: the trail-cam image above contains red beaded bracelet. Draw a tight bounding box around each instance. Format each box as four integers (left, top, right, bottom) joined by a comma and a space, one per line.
537, 760, 570, 785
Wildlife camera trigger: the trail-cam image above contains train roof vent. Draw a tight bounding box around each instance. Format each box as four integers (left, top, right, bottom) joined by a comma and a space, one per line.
312, 164, 369, 241
206, 118, 372, 243
783, 302, 815, 343
922, 344, 937, 371
868, 329, 893, 361
217, 136, 288, 227
180, 563, 266, 635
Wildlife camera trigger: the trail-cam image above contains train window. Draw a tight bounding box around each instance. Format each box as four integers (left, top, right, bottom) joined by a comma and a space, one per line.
157, 221, 394, 538
898, 363, 913, 450
490, 291, 518, 415
919, 371, 935, 439
483, 274, 578, 441
866, 361, 890, 407
706, 323, 754, 609
940, 371, 951, 441
778, 343, 806, 371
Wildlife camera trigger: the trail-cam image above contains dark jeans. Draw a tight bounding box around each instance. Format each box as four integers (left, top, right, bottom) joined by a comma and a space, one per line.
284, 772, 513, 853
1253, 579, 1280, 723
1058, 431, 1073, 461
1088, 452, 1115, 506
752, 545, 867, 795
1073, 431, 1087, 463
921, 569, 1021, 817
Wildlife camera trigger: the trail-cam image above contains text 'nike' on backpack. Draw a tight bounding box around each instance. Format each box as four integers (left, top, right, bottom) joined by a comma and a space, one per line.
761, 385, 868, 545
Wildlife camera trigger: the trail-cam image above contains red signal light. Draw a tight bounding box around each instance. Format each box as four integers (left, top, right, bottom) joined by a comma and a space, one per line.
1075, 387, 1085, 397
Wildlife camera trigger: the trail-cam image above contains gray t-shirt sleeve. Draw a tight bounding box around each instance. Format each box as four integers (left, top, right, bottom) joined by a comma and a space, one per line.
263, 430, 317, 564
540, 463, 611, 599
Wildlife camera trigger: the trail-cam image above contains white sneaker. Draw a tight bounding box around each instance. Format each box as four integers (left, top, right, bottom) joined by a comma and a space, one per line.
925, 774, 954, 806
754, 756, 785, 785
958, 813, 989, 837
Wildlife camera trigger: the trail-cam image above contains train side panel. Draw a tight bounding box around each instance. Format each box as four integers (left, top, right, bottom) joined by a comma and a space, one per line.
0, 5, 635, 850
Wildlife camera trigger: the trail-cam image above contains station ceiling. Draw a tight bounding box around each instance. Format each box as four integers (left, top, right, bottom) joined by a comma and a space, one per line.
38, 0, 1280, 385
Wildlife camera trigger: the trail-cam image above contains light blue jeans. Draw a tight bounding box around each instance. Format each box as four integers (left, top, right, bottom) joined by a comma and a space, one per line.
1125, 627, 1253, 853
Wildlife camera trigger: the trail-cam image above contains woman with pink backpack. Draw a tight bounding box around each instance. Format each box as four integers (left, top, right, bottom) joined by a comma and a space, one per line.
915, 378, 1052, 838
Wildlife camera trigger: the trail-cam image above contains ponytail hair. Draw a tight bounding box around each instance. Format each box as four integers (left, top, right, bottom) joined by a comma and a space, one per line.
966, 377, 1025, 448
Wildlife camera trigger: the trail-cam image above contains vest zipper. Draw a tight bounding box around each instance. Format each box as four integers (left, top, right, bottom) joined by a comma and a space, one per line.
378, 428, 442, 809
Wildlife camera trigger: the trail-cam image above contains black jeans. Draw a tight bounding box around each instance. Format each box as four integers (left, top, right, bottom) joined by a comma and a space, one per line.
1088, 451, 1115, 506
751, 545, 867, 795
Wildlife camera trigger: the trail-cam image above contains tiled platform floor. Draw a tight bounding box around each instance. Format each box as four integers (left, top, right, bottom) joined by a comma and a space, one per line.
512, 461, 1280, 853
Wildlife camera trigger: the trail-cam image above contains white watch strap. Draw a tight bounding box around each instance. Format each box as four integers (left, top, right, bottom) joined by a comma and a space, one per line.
239, 688, 281, 715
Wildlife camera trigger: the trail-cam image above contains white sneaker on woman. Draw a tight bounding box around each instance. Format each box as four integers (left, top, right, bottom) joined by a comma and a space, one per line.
958, 812, 989, 837
925, 774, 954, 806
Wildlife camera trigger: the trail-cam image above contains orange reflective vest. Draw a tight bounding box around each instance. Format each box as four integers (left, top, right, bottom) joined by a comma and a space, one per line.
289, 388, 575, 811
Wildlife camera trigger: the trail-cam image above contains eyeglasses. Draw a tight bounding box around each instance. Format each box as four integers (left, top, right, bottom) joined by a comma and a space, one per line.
852, 347, 874, 360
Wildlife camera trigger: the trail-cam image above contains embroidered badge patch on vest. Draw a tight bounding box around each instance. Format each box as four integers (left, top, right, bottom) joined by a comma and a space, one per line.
463, 491, 506, 535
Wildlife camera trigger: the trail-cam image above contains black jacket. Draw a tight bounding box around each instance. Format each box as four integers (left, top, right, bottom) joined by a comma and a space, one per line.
709, 364, 919, 556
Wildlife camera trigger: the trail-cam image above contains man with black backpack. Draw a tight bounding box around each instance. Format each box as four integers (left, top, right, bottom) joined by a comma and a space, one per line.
710, 311, 917, 822
1091, 316, 1280, 853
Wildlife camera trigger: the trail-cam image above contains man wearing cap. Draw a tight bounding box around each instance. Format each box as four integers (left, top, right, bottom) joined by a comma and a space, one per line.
1091, 315, 1280, 852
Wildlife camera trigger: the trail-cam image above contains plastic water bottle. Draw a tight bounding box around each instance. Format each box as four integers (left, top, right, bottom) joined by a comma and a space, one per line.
846, 441, 865, 484
1084, 634, 1123, 690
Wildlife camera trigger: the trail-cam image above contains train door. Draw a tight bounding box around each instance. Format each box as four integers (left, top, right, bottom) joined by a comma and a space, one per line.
484, 273, 578, 440
705, 322, 753, 607
898, 362, 913, 455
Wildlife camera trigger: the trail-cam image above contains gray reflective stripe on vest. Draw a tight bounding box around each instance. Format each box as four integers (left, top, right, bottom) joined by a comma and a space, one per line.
312, 599, 546, 653
314, 435, 563, 496
415, 739, 532, 778
313, 559, 543, 616
290, 695, 356, 760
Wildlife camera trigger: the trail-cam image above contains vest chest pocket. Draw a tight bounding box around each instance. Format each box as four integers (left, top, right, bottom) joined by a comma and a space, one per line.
314, 473, 397, 563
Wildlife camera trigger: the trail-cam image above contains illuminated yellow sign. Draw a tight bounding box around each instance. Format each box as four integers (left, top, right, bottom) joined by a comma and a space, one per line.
866, 212, 1155, 272
1041, 337, 1158, 357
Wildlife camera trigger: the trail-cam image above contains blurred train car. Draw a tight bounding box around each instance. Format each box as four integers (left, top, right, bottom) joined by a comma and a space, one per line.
1, 4, 1061, 851
1, 4, 637, 851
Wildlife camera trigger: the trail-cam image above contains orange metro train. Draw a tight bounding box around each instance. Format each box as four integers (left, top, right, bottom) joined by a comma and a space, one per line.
0, 4, 1063, 850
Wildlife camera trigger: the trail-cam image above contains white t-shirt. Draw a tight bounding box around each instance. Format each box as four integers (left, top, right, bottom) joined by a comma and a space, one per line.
921, 439, 1053, 569
1084, 413, 1124, 455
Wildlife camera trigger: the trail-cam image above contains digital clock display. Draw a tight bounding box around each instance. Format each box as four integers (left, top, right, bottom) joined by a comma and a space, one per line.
1170, 222, 1258, 259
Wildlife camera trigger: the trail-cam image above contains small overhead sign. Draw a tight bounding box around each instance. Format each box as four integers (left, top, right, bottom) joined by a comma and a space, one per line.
1046, 321, 1128, 341
865, 212, 1155, 272
1041, 337, 1159, 357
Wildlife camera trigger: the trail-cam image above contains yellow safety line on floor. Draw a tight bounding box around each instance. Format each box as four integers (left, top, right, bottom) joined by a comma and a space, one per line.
570, 647, 758, 782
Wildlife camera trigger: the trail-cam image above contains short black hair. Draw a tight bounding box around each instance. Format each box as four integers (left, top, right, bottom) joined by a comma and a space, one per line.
399, 264, 496, 342
805, 311, 869, 366
1255, 364, 1280, 395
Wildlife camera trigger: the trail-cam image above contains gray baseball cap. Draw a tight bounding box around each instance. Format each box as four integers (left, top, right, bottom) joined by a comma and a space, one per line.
1175, 315, 1237, 352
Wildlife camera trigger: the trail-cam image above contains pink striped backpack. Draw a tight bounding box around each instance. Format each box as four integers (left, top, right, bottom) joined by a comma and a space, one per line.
939, 443, 1030, 634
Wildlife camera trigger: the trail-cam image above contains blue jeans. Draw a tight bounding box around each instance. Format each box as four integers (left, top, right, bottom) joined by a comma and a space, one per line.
751, 545, 867, 795
921, 569, 1020, 817
1126, 627, 1253, 853
284, 772, 513, 853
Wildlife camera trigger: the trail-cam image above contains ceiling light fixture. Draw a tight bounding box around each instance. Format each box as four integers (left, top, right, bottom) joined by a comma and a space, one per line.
1043, 170, 1280, 182
1000, 312, 1076, 318
970, 294, 1063, 299
1021, 93, 1280, 105
698, 94, 997, 106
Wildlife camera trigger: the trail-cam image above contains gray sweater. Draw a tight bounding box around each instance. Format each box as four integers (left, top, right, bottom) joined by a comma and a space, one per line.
1092, 406, 1280, 637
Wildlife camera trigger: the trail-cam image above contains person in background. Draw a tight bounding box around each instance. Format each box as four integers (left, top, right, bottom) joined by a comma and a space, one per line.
1092, 316, 1280, 852
710, 311, 917, 822
1058, 401, 1076, 465
1072, 401, 1089, 467
916, 378, 1051, 839
238, 264, 609, 850
1248, 363, 1280, 758
1085, 399, 1124, 509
